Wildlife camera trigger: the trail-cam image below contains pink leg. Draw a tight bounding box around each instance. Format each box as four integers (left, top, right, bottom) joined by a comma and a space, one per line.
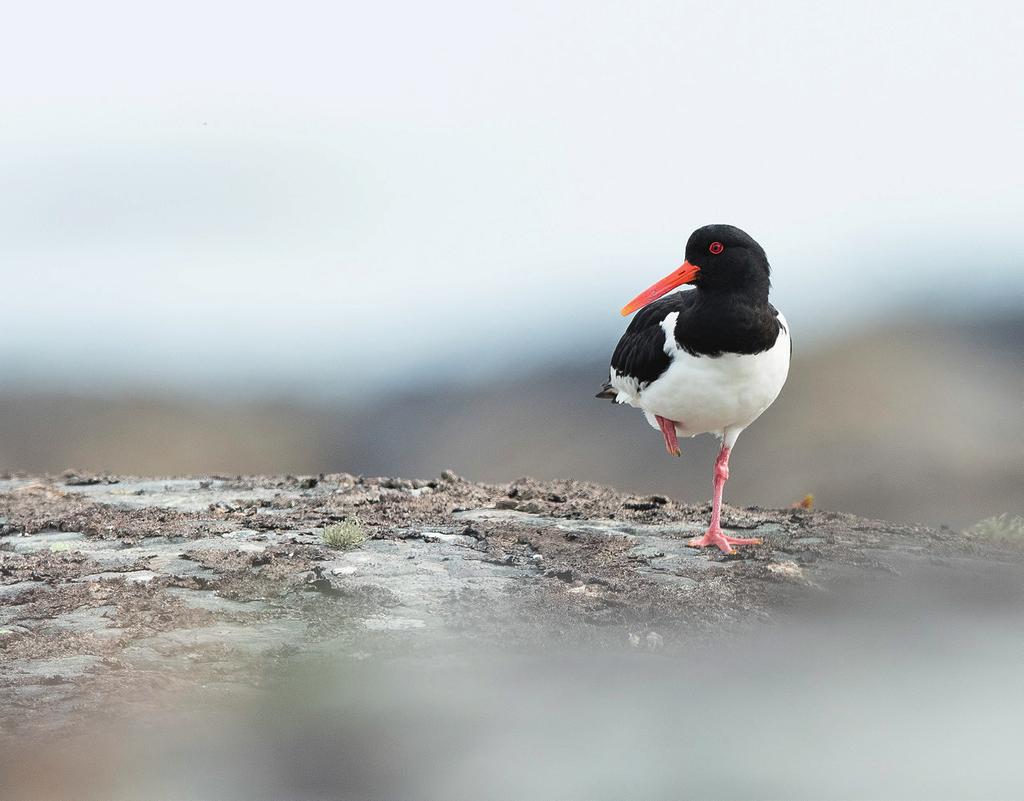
655, 415, 681, 457
687, 445, 762, 553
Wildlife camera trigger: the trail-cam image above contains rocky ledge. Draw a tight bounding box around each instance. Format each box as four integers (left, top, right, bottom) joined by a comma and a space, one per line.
0, 471, 1017, 741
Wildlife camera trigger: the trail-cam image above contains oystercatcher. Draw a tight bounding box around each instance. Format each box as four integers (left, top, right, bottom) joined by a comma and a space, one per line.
597, 224, 790, 553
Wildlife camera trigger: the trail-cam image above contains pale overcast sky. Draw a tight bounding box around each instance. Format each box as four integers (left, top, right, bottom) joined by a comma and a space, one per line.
2, 1, 1021, 395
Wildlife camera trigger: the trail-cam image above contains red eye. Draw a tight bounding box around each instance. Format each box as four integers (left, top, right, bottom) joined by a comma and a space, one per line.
709, 242, 724, 255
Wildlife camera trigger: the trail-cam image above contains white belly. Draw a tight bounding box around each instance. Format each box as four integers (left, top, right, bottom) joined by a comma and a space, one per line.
612, 312, 791, 438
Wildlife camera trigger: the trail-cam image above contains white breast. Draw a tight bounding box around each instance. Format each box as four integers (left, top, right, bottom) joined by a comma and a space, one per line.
614, 312, 791, 439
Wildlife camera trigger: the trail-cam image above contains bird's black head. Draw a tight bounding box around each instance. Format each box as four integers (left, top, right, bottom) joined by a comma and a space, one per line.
683, 224, 770, 295
621, 224, 771, 316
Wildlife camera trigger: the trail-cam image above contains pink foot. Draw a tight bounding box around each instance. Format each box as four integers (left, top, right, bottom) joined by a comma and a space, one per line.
655, 415, 681, 457
687, 528, 762, 554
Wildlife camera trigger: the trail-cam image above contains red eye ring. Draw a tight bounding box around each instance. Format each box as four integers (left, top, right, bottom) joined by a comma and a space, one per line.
709, 242, 724, 255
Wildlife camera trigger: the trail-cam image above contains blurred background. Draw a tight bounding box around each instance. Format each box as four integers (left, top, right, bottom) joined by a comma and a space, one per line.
1, 0, 1021, 528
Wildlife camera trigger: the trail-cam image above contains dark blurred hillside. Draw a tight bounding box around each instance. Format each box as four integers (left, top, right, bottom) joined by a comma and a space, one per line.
1, 315, 1020, 528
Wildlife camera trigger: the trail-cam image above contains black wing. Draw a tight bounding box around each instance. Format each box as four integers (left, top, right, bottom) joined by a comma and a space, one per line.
606, 292, 698, 390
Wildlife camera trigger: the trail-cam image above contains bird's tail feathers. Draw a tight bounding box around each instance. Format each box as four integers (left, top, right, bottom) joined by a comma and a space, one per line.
595, 382, 617, 401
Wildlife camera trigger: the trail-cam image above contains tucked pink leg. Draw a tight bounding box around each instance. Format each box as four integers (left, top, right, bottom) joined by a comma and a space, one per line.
655, 415, 681, 457
687, 445, 762, 553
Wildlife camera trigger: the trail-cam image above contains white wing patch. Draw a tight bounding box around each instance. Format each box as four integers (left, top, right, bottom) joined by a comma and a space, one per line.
659, 311, 680, 357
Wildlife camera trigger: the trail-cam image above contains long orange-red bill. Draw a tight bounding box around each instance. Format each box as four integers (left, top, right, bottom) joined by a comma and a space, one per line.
620, 260, 700, 316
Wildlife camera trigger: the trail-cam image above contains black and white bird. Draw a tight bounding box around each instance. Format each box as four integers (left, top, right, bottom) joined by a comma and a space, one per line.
597, 224, 790, 553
